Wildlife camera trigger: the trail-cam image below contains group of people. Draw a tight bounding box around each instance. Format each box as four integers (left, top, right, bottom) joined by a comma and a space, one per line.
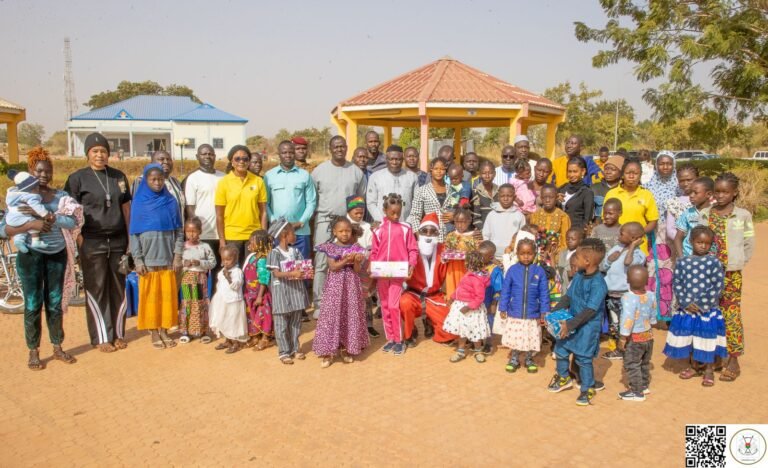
4, 130, 754, 406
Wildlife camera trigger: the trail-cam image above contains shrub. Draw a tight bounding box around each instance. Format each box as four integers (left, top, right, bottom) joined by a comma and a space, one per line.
729, 165, 768, 217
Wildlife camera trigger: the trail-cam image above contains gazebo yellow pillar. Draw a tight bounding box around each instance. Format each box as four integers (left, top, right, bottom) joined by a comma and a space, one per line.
453, 127, 462, 161
7, 121, 20, 163
545, 116, 566, 160
346, 119, 358, 160
383, 126, 392, 149
508, 105, 529, 144
419, 115, 429, 171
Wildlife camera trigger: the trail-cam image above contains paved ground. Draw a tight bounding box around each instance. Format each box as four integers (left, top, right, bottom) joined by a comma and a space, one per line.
1, 226, 767, 466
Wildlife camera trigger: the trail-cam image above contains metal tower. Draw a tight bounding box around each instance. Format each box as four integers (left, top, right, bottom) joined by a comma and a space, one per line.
64, 37, 77, 120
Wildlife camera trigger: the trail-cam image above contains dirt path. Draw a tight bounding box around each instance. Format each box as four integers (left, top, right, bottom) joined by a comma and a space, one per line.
1, 226, 767, 466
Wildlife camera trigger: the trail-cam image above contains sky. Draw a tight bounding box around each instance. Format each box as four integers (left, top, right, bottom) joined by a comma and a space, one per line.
1, 0, 652, 139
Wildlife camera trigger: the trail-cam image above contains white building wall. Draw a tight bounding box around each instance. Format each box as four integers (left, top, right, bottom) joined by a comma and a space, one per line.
170, 122, 246, 159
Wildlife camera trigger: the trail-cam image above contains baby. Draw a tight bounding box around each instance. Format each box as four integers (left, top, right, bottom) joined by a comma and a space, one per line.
5, 170, 54, 252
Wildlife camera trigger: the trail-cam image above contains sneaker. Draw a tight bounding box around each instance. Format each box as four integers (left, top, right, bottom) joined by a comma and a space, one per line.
602, 349, 624, 360
506, 358, 520, 373
592, 380, 606, 392
547, 374, 573, 393
576, 389, 596, 406
618, 390, 646, 401
393, 343, 405, 355
404, 338, 417, 348
382, 341, 395, 353
367, 327, 380, 338
481, 342, 493, 355
642, 387, 651, 395
525, 357, 538, 373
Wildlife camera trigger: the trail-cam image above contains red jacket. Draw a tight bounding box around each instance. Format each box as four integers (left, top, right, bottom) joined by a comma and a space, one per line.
405, 244, 447, 297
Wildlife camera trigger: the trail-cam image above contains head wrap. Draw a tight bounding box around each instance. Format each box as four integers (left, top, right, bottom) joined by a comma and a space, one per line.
646, 153, 679, 217
84, 132, 110, 155
268, 217, 289, 240
7, 170, 40, 192
419, 212, 439, 230
291, 136, 308, 146
386, 144, 403, 153
346, 195, 365, 212
513, 135, 529, 145
129, 164, 182, 235
604, 155, 625, 171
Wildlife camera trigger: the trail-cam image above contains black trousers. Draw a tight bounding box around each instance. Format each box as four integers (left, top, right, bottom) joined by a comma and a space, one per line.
80, 236, 128, 345
202, 239, 222, 294
624, 339, 653, 393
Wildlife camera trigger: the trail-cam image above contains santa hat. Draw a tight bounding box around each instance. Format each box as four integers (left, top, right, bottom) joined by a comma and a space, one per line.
419, 212, 439, 230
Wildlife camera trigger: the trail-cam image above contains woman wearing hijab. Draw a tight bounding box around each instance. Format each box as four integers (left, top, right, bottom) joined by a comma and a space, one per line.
130, 164, 184, 349
644, 152, 679, 246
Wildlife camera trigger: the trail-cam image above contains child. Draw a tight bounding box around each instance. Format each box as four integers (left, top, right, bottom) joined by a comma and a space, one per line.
267, 219, 311, 365
663, 226, 727, 387
591, 198, 622, 252
443, 208, 478, 299
591, 155, 623, 222
369, 193, 418, 356
600, 222, 646, 360
503, 224, 537, 271
530, 184, 571, 261
617, 265, 657, 401
313, 217, 369, 368
665, 163, 699, 258
479, 241, 503, 354
209, 245, 248, 354
499, 238, 550, 373
471, 160, 499, 231
443, 251, 492, 363
511, 158, 536, 215
179, 216, 217, 344
482, 184, 526, 261
346, 195, 378, 338
447, 163, 471, 208
674, 177, 714, 259
557, 157, 594, 230
548, 238, 608, 406
557, 227, 584, 292
704, 172, 754, 382
5, 170, 54, 252
243, 229, 274, 351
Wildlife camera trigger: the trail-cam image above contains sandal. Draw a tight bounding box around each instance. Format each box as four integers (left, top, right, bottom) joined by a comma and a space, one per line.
113, 338, 128, 350
719, 366, 741, 382
159, 331, 176, 348
321, 357, 333, 368
449, 350, 467, 363
52, 346, 77, 364
474, 352, 486, 363
341, 351, 354, 364
280, 356, 294, 365
678, 367, 699, 380
28, 349, 44, 371
225, 342, 241, 354
179, 336, 191, 344
294, 352, 307, 360
97, 343, 117, 353
200, 336, 212, 344
214, 340, 230, 351
702, 372, 715, 387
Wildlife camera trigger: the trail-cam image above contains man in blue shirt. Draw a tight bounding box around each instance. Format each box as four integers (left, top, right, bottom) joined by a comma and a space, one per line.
263, 140, 317, 259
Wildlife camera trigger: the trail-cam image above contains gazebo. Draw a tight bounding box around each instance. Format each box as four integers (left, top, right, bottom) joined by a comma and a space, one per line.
330, 57, 566, 169
0, 98, 26, 163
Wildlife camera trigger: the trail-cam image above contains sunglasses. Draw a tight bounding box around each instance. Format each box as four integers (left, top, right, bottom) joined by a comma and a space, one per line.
502, 155, 515, 160
233, 157, 250, 162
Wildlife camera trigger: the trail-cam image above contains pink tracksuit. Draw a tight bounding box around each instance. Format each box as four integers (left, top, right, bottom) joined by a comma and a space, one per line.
370, 218, 419, 343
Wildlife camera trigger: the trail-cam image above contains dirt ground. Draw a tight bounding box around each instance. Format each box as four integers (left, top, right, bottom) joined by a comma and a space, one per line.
1, 227, 767, 467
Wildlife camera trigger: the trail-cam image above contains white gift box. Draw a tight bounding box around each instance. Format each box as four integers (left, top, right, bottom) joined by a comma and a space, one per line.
370, 261, 409, 278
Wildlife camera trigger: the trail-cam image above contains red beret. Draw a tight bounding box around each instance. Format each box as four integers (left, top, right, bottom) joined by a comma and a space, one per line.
291, 137, 308, 145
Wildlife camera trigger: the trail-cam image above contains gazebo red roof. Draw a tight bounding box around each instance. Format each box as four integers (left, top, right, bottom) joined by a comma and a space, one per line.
338, 57, 564, 111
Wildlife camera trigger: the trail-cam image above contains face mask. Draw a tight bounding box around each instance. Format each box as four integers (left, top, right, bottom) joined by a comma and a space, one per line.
418, 236, 438, 257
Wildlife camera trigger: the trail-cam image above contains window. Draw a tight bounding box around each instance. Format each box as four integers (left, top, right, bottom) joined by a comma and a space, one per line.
184, 138, 195, 149
213, 138, 224, 149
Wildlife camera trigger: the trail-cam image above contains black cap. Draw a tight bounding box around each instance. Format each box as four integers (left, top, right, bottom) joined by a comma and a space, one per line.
84, 132, 110, 155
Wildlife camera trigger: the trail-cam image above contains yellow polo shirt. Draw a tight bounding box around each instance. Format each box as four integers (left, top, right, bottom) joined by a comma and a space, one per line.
550, 155, 569, 188
215, 171, 267, 240
605, 185, 659, 253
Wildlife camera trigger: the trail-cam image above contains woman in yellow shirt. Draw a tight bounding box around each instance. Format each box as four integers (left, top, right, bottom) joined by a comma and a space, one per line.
604, 158, 659, 254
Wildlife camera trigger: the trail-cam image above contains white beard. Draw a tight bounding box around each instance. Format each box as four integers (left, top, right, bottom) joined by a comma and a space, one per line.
418, 236, 438, 257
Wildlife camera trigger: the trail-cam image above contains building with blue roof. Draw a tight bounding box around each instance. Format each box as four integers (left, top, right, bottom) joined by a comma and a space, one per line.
66, 95, 248, 158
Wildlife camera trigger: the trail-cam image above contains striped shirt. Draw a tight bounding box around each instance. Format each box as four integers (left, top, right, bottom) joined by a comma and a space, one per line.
267, 247, 310, 314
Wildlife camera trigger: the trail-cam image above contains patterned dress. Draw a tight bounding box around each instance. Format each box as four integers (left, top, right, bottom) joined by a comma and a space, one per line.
179, 241, 216, 337
709, 212, 744, 356
312, 242, 369, 356
243, 253, 273, 337
443, 231, 477, 299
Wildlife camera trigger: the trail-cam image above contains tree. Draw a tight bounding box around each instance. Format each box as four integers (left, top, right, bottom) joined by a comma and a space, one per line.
45, 130, 68, 155
397, 127, 419, 148
0, 127, 6, 143
575, 0, 768, 122
18, 123, 45, 147
85, 80, 201, 109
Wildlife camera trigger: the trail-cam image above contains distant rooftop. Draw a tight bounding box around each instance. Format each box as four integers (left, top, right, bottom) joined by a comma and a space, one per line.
337, 57, 564, 110
0, 97, 25, 113
71, 95, 248, 123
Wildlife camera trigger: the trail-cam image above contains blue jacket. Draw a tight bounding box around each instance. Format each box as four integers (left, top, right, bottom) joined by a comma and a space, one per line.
498, 263, 550, 319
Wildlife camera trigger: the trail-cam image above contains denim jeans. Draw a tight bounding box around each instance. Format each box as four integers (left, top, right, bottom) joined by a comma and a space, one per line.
16, 248, 67, 349
624, 339, 653, 393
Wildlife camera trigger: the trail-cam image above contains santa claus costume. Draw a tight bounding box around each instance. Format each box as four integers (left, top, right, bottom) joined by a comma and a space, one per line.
400, 213, 459, 345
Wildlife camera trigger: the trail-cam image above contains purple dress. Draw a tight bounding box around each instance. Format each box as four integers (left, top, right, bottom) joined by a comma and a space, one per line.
312, 242, 369, 356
